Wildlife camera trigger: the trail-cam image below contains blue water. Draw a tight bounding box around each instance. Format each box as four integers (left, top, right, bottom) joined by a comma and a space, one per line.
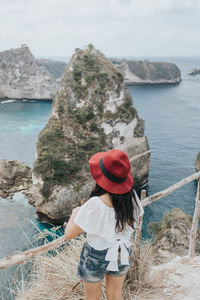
128, 57, 200, 237
0, 100, 52, 164
0, 57, 199, 297
0, 100, 54, 299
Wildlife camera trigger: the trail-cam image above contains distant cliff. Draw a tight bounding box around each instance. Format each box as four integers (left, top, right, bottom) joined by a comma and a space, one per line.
111, 59, 181, 85
40, 57, 182, 86
38, 59, 67, 80
29, 44, 151, 224
0, 45, 58, 100
0, 46, 182, 101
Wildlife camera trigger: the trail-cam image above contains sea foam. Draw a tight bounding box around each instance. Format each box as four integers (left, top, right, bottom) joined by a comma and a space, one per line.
0, 99, 17, 104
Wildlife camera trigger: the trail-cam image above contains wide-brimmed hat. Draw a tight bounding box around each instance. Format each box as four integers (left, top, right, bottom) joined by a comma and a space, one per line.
89, 149, 134, 194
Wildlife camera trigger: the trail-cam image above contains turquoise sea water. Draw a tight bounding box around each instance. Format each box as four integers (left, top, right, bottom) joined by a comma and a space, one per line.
128, 57, 200, 236
0, 57, 200, 297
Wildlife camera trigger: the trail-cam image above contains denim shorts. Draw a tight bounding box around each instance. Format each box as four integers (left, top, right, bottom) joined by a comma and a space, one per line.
77, 241, 133, 283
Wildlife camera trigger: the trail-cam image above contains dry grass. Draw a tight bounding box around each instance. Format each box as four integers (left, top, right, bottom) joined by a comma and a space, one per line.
16, 237, 85, 300
14, 236, 157, 300
125, 241, 156, 299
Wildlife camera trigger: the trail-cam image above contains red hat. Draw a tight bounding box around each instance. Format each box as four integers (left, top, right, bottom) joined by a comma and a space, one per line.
89, 149, 134, 194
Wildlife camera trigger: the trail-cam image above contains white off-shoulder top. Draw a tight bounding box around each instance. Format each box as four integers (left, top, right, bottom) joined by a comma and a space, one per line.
74, 189, 144, 271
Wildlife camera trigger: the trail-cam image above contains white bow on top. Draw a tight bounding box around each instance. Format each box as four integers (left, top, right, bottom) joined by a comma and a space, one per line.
105, 238, 132, 271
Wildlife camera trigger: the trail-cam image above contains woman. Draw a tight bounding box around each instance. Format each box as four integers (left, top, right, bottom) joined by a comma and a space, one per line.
65, 149, 144, 300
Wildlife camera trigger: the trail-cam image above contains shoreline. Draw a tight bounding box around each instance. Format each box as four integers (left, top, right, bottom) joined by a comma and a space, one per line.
0, 79, 182, 105
0, 98, 53, 103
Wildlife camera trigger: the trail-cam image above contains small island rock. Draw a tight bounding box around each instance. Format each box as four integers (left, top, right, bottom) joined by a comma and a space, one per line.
187, 68, 200, 75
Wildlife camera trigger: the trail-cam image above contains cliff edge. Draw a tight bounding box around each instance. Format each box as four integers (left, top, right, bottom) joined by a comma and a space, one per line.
0, 45, 57, 100
112, 59, 181, 85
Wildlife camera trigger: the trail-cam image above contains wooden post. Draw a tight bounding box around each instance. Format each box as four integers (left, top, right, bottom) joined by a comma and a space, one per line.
135, 189, 146, 247
133, 189, 146, 281
189, 178, 200, 258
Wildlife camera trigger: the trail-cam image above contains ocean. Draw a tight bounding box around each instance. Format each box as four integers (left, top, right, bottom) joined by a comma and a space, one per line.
0, 56, 199, 297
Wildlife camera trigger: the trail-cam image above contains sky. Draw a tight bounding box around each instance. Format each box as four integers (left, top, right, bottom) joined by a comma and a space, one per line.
0, 0, 200, 59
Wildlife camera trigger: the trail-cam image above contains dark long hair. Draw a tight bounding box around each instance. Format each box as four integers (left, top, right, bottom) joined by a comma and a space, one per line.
89, 183, 139, 232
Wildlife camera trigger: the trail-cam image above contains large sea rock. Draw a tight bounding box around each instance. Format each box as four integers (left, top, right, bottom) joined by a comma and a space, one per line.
0, 159, 32, 198
0, 45, 57, 100
112, 59, 181, 85
29, 45, 151, 224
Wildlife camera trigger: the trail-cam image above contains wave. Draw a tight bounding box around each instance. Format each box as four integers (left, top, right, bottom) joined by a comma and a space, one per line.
0, 99, 18, 104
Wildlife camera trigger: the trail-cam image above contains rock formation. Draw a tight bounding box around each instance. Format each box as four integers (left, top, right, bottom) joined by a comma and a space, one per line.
149, 208, 200, 264
38, 57, 182, 86
188, 68, 200, 75
195, 152, 200, 171
0, 45, 58, 100
0, 160, 32, 198
0, 45, 182, 102
112, 59, 181, 85
29, 44, 150, 224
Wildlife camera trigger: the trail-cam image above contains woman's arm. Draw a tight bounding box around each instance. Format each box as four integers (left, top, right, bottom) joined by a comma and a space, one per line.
64, 207, 84, 240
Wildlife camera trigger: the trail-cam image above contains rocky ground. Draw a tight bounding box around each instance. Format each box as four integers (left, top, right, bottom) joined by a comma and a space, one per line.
133, 255, 200, 300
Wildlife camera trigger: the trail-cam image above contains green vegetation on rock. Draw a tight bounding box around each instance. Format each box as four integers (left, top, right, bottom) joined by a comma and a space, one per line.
34, 106, 107, 199
112, 59, 181, 83
33, 45, 138, 201
148, 208, 193, 243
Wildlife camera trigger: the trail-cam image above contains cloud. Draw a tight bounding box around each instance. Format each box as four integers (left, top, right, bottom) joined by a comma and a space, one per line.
0, 0, 200, 56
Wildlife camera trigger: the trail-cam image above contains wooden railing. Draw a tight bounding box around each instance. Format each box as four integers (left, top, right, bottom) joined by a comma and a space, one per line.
189, 178, 200, 257
135, 171, 200, 257
0, 170, 200, 269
